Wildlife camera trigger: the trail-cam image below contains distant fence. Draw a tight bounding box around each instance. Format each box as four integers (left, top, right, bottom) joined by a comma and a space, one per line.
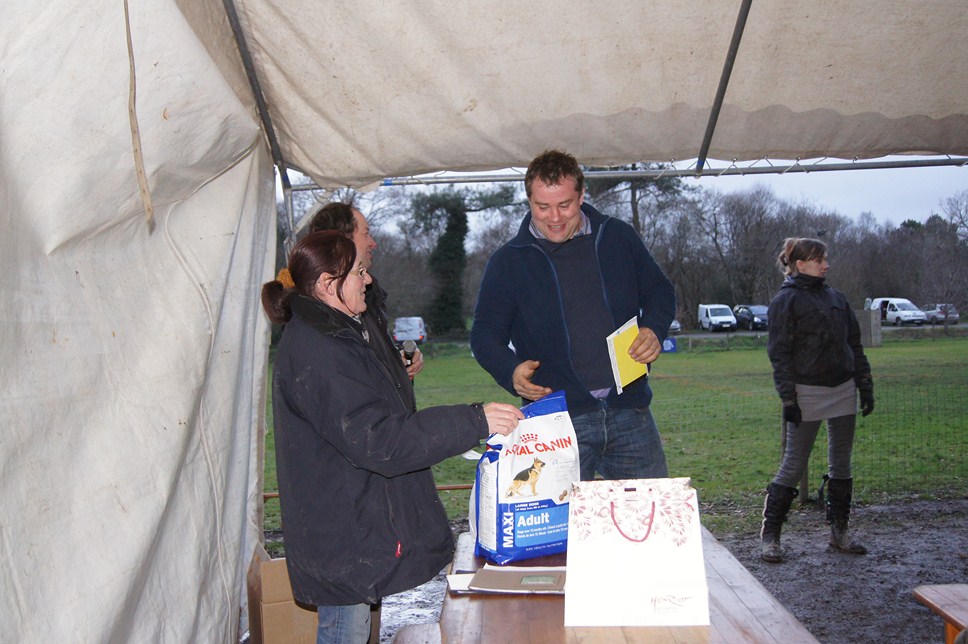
653, 380, 967, 504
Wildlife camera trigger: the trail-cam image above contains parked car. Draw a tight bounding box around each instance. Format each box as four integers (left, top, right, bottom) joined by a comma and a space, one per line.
733, 304, 769, 331
392, 316, 427, 345
868, 297, 927, 326
669, 319, 682, 335
697, 304, 737, 332
921, 303, 960, 325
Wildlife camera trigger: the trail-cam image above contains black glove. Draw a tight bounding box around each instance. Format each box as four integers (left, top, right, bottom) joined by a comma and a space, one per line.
859, 390, 875, 417
782, 401, 802, 426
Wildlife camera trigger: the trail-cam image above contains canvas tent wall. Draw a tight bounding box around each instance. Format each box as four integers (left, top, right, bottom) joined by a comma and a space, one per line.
2, 1, 968, 642
1, 2, 273, 642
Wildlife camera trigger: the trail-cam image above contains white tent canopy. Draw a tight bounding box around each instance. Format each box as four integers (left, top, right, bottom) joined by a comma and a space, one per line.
3, 1, 968, 641
224, 1, 968, 187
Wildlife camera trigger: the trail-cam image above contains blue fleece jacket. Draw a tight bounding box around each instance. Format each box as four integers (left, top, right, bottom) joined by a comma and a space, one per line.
470, 203, 676, 417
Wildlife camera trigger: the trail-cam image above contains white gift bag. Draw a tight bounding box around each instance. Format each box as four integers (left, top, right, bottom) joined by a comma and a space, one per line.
470, 391, 580, 564
564, 477, 709, 627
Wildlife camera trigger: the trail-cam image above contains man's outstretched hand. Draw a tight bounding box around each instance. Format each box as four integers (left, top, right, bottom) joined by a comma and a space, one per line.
512, 360, 553, 401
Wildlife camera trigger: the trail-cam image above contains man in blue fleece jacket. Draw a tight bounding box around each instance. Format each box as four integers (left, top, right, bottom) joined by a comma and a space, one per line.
470, 150, 677, 480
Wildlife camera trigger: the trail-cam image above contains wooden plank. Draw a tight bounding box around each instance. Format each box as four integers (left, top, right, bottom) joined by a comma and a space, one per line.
702, 531, 816, 642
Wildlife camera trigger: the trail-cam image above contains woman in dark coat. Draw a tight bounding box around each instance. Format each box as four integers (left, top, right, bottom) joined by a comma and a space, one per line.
261, 231, 522, 642
760, 237, 875, 563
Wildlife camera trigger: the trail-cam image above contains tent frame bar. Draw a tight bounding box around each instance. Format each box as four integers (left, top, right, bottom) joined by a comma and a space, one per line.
696, 0, 753, 174
280, 157, 966, 190
222, 0, 297, 239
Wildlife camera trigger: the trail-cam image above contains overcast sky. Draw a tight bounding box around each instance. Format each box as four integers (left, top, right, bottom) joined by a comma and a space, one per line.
681, 157, 967, 227
292, 156, 967, 229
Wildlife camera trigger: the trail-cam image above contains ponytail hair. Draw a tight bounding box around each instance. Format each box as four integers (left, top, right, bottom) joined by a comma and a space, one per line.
777, 237, 827, 276
261, 231, 357, 324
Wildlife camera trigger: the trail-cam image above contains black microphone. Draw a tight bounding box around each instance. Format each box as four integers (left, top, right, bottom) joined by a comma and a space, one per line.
402, 339, 417, 367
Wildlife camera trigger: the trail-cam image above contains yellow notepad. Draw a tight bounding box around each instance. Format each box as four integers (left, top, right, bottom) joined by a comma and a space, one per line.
606, 317, 650, 395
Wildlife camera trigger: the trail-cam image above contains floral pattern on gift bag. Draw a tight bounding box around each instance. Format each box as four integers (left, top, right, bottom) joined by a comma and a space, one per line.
565, 477, 709, 627
569, 477, 697, 546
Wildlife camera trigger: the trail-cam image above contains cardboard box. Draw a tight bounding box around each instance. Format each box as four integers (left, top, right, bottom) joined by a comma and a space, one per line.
247, 545, 318, 644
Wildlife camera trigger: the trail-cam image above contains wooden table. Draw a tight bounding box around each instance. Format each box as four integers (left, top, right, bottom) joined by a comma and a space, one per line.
396, 529, 818, 643
914, 584, 968, 644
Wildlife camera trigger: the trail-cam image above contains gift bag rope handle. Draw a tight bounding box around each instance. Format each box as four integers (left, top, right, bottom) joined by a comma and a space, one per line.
609, 500, 656, 543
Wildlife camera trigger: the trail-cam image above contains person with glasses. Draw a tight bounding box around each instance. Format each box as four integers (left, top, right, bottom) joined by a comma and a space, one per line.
262, 231, 523, 643
308, 202, 424, 380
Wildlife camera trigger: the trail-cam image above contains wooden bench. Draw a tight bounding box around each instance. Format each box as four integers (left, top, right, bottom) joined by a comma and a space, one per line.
413, 529, 818, 643
914, 584, 968, 644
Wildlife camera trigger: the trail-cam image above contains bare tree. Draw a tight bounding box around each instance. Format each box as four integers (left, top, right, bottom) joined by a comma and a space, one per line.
917, 214, 968, 312
369, 230, 435, 321
660, 197, 719, 327
830, 212, 885, 307
584, 162, 690, 242
717, 187, 790, 304
942, 189, 968, 243
288, 179, 968, 334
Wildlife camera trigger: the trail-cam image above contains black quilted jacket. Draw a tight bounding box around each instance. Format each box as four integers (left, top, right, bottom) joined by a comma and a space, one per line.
766, 273, 873, 403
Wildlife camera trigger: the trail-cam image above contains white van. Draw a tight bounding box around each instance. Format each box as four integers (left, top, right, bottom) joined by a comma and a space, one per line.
392, 316, 427, 344
697, 304, 737, 332
868, 297, 926, 326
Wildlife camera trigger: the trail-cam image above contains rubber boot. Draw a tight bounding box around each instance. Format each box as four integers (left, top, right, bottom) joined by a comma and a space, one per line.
825, 476, 867, 554
760, 483, 798, 563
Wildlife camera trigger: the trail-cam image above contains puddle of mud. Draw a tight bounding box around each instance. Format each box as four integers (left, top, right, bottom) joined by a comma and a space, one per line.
378, 570, 447, 643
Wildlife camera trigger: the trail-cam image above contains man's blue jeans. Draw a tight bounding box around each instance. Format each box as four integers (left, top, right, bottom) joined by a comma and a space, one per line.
570, 403, 668, 480
316, 603, 370, 644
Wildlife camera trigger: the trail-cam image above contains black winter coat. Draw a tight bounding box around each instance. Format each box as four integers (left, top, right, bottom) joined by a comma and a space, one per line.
767, 273, 873, 403
362, 275, 408, 393
273, 294, 490, 606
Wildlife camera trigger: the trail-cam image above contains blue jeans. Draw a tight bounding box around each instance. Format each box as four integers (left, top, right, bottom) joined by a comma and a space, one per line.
316, 603, 370, 644
570, 404, 668, 480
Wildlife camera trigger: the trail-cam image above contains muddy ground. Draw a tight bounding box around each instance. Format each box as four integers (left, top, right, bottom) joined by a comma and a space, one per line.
714, 497, 968, 643
373, 498, 968, 643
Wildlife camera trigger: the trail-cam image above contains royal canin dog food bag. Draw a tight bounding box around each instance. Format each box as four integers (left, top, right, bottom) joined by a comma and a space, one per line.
469, 391, 580, 564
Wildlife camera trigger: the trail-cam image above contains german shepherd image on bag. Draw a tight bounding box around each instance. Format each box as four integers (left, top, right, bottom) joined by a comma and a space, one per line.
506, 457, 545, 497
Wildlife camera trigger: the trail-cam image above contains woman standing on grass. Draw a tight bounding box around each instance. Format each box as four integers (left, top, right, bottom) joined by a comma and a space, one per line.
759, 237, 875, 563
262, 231, 523, 643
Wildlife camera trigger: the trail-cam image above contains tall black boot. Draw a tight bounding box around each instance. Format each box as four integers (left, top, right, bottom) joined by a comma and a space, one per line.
760, 483, 798, 563
825, 476, 867, 554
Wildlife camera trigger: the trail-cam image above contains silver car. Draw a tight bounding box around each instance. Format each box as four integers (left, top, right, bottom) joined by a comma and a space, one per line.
921, 303, 960, 325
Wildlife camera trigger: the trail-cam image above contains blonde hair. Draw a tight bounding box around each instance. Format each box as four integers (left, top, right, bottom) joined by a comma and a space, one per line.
778, 237, 827, 276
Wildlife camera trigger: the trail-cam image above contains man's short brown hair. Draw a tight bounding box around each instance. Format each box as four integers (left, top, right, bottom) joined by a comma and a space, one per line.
308, 201, 356, 237
524, 150, 584, 198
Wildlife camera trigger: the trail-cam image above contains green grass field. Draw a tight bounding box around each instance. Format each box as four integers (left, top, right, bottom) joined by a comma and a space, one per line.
264, 329, 968, 536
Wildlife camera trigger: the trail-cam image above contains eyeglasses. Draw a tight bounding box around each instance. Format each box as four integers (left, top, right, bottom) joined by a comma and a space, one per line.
355, 265, 368, 279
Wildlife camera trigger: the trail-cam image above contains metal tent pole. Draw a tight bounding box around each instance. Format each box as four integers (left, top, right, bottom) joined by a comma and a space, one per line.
696, 0, 753, 175
221, 0, 296, 246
